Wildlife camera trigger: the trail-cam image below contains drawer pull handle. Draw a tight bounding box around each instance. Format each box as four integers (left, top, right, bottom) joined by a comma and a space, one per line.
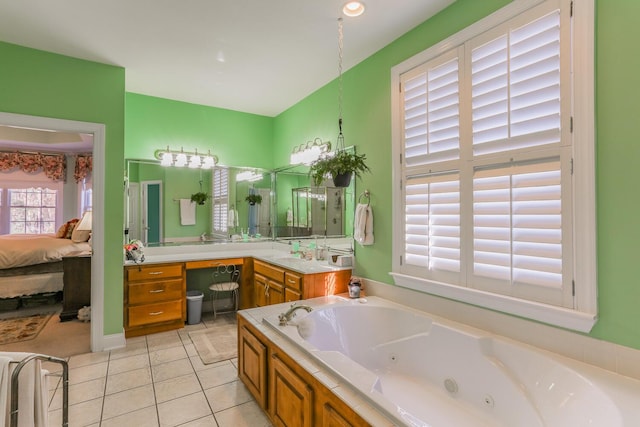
148, 271, 164, 275
288, 279, 296, 284
149, 311, 164, 316
149, 289, 165, 293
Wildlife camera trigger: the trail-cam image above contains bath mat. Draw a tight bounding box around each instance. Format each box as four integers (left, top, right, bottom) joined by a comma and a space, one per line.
0, 313, 53, 345
190, 325, 237, 365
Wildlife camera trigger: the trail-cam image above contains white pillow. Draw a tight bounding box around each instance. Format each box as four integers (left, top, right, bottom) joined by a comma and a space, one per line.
71, 228, 91, 243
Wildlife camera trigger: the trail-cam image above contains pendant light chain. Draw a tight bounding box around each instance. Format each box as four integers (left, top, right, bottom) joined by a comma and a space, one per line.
336, 17, 345, 152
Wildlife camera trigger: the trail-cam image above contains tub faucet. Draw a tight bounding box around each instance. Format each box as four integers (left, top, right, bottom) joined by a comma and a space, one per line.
279, 303, 313, 326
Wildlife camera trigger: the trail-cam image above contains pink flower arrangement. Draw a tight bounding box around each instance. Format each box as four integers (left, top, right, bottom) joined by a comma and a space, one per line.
124, 240, 144, 252
124, 239, 145, 263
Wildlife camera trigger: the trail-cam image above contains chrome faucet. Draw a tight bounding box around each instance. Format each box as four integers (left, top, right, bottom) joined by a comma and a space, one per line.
278, 303, 313, 326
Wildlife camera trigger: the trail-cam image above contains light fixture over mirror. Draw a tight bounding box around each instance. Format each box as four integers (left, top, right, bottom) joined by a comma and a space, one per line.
290, 138, 331, 166
236, 170, 263, 182
154, 146, 218, 169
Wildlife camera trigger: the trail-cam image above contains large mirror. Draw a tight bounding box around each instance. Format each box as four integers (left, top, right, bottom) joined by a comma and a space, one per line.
125, 158, 355, 245
272, 164, 354, 238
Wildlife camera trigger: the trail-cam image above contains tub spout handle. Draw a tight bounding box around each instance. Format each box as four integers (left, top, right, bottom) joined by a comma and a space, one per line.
278, 303, 313, 326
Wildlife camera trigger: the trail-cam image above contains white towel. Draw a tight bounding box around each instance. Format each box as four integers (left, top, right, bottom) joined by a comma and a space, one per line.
228, 208, 238, 227
354, 203, 374, 246
180, 199, 196, 225
286, 208, 293, 226
0, 352, 49, 427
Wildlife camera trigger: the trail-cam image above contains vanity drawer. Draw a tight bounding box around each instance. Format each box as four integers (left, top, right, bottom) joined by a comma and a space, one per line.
186, 258, 244, 270
126, 264, 183, 282
128, 300, 182, 327
284, 271, 302, 291
254, 260, 285, 282
128, 278, 183, 305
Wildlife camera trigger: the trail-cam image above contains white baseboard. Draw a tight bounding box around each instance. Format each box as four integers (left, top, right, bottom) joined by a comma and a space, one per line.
100, 331, 126, 352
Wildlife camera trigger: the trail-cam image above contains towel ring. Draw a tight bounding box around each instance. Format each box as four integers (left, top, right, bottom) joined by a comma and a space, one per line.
358, 190, 370, 206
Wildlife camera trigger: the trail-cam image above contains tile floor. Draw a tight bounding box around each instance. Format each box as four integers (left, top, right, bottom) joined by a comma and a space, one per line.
43, 312, 273, 427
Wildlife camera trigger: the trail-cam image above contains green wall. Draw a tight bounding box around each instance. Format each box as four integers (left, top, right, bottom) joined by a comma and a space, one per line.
273, 0, 640, 350
0, 41, 126, 336
125, 93, 274, 168
592, 0, 640, 348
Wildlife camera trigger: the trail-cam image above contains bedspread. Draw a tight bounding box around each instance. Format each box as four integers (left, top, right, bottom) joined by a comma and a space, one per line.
0, 234, 90, 269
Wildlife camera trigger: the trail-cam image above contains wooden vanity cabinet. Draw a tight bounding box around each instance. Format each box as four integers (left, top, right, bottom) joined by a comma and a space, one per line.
124, 263, 185, 337
238, 322, 268, 408
238, 316, 370, 427
254, 260, 287, 307
253, 259, 350, 307
270, 352, 313, 427
254, 271, 285, 307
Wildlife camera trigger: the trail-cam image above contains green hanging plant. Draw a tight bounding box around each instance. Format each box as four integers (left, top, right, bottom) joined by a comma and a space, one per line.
190, 192, 209, 205
245, 194, 262, 205
309, 150, 370, 187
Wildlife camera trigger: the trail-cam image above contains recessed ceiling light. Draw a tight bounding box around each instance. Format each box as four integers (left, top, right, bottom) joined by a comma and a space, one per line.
343, 1, 365, 17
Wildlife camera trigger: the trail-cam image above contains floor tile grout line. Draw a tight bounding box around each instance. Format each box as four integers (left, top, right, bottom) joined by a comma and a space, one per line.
145, 334, 163, 427
46, 313, 242, 425
186, 320, 220, 425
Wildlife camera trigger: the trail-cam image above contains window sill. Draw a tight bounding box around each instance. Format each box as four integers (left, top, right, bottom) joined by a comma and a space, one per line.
390, 273, 597, 333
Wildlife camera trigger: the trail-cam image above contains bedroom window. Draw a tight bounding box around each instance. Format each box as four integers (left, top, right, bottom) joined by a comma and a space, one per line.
390, 0, 595, 332
9, 187, 58, 234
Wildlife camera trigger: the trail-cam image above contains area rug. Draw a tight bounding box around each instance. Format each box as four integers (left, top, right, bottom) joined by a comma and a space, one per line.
0, 313, 53, 345
190, 325, 237, 365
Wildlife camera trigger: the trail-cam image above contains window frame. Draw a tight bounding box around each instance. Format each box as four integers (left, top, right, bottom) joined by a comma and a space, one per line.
0, 170, 64, 235
390, 0, 596, 332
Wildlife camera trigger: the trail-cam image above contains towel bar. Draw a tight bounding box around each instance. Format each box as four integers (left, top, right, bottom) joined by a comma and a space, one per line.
9, 353, 69, 427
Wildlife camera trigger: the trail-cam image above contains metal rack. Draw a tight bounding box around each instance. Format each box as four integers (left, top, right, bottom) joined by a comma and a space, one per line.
9, 353, 69, 427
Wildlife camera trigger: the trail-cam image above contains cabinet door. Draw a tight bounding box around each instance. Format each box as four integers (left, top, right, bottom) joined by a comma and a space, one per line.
267, 279, 284, 305
322, 403, 352, 427
239, 325, 268, 408
285, 287, 301, 303
270, 353, 313, 427
254, 273, 269, 307
317, 388, 371, 427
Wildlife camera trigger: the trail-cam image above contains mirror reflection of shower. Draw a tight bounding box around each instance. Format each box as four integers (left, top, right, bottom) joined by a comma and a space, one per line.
289, 186, 343, 237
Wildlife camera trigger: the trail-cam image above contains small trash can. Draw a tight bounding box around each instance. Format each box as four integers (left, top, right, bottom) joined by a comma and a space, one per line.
186, 290, 204, 325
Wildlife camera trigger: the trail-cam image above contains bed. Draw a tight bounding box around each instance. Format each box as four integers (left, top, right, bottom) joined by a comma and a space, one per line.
0, 234, 91, 299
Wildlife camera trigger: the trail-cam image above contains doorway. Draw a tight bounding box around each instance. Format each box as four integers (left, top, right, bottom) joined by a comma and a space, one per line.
142, 180, 163, 244
0, 111, 106, 353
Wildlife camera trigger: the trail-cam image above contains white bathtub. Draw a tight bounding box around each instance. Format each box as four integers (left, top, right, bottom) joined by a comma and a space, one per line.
262, 297, 640, 426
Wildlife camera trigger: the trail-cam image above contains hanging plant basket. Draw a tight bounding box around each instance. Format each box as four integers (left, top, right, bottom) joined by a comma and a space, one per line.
190, 192, 209, 205
245, 194, 262, 205
309, 150, 370, 187
332, 172, 353, 188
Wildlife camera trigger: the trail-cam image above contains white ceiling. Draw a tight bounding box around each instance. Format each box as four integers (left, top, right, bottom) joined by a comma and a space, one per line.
0, 0, 454, 117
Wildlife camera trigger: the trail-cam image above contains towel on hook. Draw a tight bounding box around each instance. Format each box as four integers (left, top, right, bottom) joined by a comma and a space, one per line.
354, 203, 374, 246
286, 208, 293, 226
179, 199, 196, 225
228, 208, 238, 227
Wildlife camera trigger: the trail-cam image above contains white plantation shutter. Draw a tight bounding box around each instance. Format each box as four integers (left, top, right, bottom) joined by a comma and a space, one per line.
404, 173, 460, 281
397, 0, 576, 310
472, 159, 568, 305
212, 167, 229, 234
403, 51, 460, 167
471, 10, 561, 156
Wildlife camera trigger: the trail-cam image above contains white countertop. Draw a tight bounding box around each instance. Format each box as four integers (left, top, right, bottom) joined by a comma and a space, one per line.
124, 241, 352, 274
